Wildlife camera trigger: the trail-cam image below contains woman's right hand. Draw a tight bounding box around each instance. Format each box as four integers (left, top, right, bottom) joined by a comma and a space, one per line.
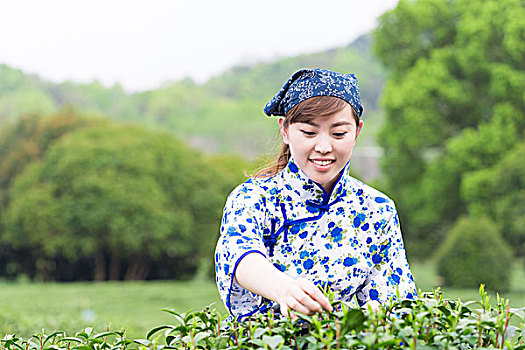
235, 253, 332, 318
277, 277, 333, 318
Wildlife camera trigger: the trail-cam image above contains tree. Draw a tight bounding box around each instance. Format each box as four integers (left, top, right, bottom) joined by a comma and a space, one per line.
0, 109, 102, 199
461, 142, 525, 255
436, 216, 512, 291
2, 123, 231, 280
373, 0, 525, 257
0, 110, 102, 279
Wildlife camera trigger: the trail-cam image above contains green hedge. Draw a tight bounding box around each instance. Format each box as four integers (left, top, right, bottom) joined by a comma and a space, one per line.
436, 216, 513, 291
2, 287, 524, 349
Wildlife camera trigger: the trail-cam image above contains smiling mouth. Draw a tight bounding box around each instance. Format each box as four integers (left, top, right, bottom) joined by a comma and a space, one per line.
310, 159, 335, 166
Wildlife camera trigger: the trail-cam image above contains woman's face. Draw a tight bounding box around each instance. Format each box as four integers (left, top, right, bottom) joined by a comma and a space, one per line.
279, 104, 363, 193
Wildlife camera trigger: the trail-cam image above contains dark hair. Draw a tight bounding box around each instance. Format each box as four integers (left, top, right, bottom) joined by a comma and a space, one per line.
252, 96, 360, 178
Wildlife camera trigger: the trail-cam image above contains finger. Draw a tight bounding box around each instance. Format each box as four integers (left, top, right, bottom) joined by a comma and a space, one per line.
287, 296, 313, 315
294, 290, 323, 314
280, 303, 290, 318
311, 290, 332, 312
298, 280, 333, 311
280, 303, 298, 319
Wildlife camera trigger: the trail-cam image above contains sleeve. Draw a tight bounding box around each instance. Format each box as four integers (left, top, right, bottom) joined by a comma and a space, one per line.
356, 205, 417, 307
214, 180, 268, 320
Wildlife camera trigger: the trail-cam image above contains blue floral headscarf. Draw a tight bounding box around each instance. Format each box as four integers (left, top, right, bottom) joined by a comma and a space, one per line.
263, 68, 363, 117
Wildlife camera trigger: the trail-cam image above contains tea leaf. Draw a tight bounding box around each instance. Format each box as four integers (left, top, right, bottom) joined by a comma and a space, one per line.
261, 335, 283, 349
146, 326, 174, 340
132, 339, 151, 346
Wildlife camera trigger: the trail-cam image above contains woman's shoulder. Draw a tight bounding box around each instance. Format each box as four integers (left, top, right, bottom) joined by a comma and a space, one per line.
226, 175, 277, 204
345, 175, 396, 210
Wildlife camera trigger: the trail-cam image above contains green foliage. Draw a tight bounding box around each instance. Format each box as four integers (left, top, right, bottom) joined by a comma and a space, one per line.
374, 0, 525, 257
0, 35, 386, 159
461, 142, 525, 256
2, 261, 525, 340
436, 216, 513, 291
0, 109, 103, 195
2, 288, 524, 349
0, 112, 245, 281
0, 90, 57, 120
0, 111, 108, 279
1, 121, 230, 281
0, 65, 57, 120
374, 0, 458, 77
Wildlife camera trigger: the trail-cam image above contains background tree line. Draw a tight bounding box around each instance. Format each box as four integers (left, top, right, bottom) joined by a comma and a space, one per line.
0, 110, 249, 281
0, 0, 523, 289
0, 35, 385, 158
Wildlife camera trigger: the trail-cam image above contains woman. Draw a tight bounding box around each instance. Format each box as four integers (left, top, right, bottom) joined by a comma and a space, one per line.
215, 69, 416, 321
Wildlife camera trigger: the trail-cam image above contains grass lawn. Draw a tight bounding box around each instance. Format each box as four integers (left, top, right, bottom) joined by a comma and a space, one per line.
0, 280, 226, 339
411, 259, 525, 308
1, 260, 523, 339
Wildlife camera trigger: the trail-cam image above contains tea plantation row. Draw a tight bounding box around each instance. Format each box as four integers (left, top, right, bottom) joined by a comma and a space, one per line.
2, 287, 525, 349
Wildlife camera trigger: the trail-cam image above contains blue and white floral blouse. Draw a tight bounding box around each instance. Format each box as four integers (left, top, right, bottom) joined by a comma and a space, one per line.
215, 159, 416, 321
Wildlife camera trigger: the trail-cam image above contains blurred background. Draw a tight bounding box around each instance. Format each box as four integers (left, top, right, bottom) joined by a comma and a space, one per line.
0, 0, 523, 339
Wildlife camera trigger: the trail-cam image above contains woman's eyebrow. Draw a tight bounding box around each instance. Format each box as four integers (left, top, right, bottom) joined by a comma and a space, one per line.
300, 121, 353, 127
331, 121, 353, 127
301, 120, 319, 126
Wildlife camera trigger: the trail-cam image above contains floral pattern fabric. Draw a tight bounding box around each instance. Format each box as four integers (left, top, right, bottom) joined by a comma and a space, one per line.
263, 69, 363, 117
215, 159, 416, 321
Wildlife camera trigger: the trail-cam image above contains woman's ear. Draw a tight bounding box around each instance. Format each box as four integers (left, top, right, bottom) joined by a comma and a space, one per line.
355, 120, 364, 139
278, 117, 289, 145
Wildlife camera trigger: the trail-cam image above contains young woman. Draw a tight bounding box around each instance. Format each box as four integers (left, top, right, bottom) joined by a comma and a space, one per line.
215, 69, 416, 321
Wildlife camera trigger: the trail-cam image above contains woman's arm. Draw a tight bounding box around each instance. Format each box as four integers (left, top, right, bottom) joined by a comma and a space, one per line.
235, 252, 332, 318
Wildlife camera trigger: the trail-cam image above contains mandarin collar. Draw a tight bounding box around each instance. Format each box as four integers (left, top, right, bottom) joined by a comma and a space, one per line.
279, 158, 351, 205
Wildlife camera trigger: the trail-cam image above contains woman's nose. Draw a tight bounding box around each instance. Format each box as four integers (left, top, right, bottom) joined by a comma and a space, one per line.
314, 135, 332, 154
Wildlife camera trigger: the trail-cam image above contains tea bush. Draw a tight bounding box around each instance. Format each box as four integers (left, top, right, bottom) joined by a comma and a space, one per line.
436, 216, 513, 291
1, 286, 524, 349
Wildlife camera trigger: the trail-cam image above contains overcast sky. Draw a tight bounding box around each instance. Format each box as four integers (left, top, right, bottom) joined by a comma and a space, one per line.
0, 0, 399, 92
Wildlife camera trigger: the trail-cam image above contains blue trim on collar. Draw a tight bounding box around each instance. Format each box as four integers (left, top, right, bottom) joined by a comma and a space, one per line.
283, 157, 351, 204
312, 158, 351, 204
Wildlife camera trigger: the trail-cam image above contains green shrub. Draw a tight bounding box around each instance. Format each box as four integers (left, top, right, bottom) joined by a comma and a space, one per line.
1, 288, 524, 349
436, 216, 513, 291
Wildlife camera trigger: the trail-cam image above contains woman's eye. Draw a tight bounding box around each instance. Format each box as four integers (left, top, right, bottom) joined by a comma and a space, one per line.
333, 132, 347, 137
301, 130, 316, 136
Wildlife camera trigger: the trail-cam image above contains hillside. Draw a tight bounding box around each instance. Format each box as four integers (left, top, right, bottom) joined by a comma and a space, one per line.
0, 34, 385, 178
